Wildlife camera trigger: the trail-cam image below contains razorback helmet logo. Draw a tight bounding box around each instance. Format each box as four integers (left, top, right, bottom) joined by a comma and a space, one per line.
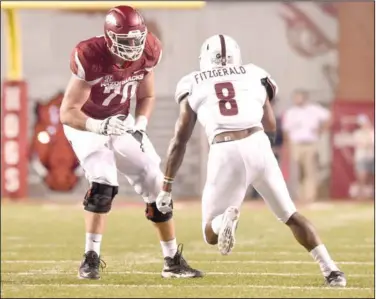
30, 92, 80, 191
105, 14, 118, 26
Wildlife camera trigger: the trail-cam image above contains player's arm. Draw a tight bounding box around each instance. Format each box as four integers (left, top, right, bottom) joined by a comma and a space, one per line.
61, 76, 125, 135
262, 96, 277, 145
60, 47, 126, 135
162, 95, 197, 192
134, 33, 163, 131
134, 71, 156, 131
261, 77, 278, 102
60, 75, 92, 131
247, 63, 278, 102
255, 65, 278, 144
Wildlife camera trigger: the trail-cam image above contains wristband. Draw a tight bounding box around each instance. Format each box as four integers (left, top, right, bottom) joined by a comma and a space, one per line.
85, 117, 102, 134
163, 176, 174, 184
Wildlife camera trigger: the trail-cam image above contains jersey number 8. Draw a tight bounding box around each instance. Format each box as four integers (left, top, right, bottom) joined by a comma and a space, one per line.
214, 82, 239, 116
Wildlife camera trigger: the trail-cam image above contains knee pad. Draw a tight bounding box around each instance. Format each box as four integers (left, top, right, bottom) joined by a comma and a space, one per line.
83, 182, 118, 214
145, 202, 173, 223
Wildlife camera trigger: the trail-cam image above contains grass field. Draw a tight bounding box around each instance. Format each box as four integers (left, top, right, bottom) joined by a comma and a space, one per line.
1, 200, 375, 298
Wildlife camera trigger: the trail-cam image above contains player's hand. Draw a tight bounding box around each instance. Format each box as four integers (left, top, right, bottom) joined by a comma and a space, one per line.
156, 191, 173, 214
86, 114, 128, 136
99, 114, 128, 136
85, 114, 128, 136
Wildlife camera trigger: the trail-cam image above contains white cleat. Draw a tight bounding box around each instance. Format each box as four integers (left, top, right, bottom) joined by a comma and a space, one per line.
218, 206, 240, 256
325, 271, 347, 287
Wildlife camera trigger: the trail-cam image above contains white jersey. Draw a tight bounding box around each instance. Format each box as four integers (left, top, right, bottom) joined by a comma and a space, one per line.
175, 63, 278, 143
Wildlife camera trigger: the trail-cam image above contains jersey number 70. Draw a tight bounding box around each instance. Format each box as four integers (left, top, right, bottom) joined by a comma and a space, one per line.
214, 82, 238, 116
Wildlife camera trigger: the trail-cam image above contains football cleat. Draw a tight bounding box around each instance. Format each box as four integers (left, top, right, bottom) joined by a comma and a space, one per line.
161, 244, 203, 278
77, 251, 106, 280
325, 271, 346, 287
218, 206, 240, 255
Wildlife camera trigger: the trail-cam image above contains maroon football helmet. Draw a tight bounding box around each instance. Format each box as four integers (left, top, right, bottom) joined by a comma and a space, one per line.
104, 6, 147, 61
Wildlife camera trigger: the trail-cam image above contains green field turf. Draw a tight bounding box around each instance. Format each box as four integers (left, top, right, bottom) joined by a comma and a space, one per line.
1, 201, 374, 298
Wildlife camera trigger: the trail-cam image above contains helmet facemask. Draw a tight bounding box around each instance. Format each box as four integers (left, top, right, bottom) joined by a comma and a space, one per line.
107, 28, 147, 61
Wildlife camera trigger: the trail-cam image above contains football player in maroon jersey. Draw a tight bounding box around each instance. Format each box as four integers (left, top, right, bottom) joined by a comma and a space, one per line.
60, 5, 203, 279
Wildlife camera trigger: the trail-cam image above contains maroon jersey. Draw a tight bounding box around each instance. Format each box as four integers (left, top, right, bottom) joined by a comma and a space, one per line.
70, 33, 162, 119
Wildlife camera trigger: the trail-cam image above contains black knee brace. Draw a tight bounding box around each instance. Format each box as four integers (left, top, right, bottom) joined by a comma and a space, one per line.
83, 182, 118, 214
145, 202, 173, 223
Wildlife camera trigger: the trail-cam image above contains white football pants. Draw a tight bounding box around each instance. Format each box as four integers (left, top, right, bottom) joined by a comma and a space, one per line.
63, 115, 162, 203
202, 130, 297, 237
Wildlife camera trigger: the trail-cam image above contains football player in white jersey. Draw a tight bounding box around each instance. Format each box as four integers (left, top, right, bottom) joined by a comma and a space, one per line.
155, 34, 346, 287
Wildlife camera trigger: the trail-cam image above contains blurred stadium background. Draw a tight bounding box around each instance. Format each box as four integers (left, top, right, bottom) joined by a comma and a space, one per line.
1, 1, 374, 298
1, 1, 374, 202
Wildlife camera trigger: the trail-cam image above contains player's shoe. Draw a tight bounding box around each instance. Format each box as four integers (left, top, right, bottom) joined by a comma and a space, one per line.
218, 206, 240, 255
77, 251, 106, 280
161, 244, 204, 278
325, 271, 346, 287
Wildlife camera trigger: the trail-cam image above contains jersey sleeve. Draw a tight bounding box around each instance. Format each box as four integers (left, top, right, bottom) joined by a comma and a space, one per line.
69, 43, 103, 85
144, 33, 163, 72
174, 74, 193, 104
246, 64, 279, 101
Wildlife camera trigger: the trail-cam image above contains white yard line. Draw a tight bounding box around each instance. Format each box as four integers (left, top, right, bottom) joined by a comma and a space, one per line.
2, 245, 374, 254
1, 260, 372, 266
1, 260, 77, 264
6, 284, 372, 291
190, 250, 374, 256
235, 241, 375, 248
2, 270, 371, 278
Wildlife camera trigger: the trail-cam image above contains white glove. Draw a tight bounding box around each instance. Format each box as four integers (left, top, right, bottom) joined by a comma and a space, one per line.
156, 190, 173, 214
85, 114, 127, 136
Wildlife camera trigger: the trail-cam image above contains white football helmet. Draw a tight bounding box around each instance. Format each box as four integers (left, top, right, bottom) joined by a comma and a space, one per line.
199, 34, 242, 71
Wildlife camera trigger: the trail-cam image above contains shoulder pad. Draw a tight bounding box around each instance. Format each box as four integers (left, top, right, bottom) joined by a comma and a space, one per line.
243, 63, 269, 78
69, 37, 107, 84
143, 33, 163, 72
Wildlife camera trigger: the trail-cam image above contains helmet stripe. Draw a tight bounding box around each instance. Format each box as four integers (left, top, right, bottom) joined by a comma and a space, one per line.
219, 34, 226, 66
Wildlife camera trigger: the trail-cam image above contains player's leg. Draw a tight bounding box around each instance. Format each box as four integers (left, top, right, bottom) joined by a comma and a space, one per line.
110, 132, 202, 278
202, 142, 247, 255
64, 125, 118, 280
252, 132, 346, 287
